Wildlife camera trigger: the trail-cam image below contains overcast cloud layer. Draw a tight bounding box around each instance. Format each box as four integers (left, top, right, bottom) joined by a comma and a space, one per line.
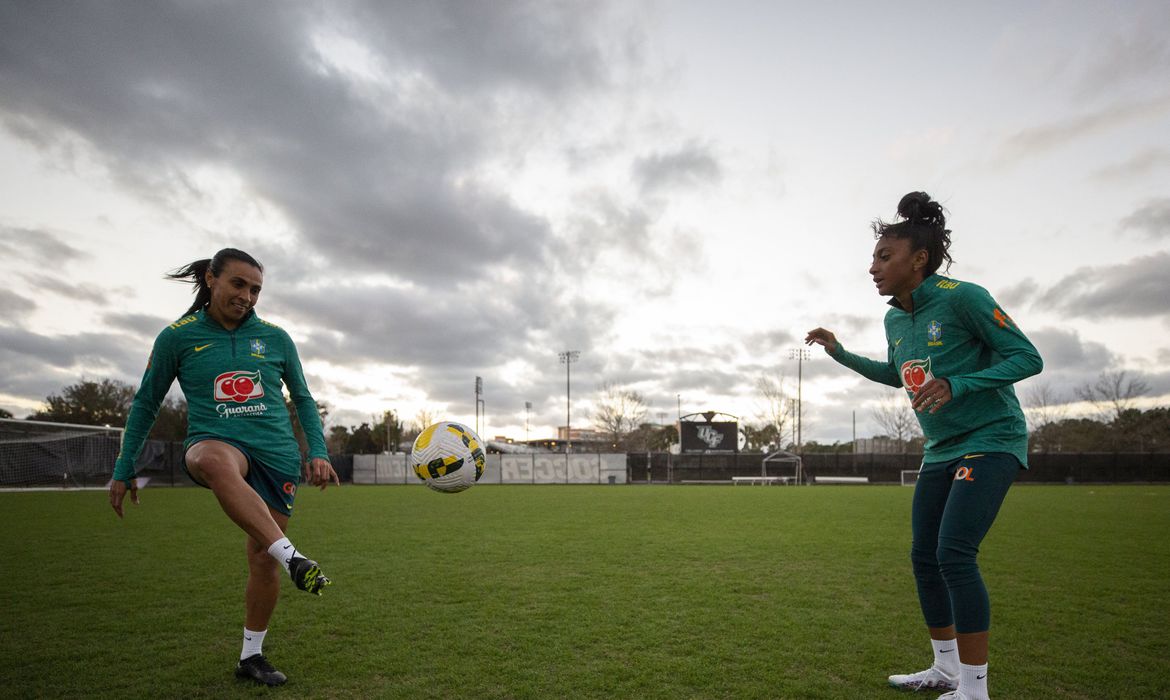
1, 1, 1168, 441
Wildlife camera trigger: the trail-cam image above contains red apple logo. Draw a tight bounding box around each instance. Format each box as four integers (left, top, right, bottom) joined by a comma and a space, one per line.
899, 358, 933, 394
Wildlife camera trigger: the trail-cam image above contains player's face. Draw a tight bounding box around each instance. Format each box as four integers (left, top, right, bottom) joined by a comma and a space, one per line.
205, 259, 263, 329
869, 235, 926, 298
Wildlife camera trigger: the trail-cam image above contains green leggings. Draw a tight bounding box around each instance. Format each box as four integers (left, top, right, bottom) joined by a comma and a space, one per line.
910, 452, 1019, 633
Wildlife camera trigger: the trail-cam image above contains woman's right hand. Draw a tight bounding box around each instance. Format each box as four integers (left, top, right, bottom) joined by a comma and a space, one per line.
804, 327, 839, 354
109, 478, 139, 519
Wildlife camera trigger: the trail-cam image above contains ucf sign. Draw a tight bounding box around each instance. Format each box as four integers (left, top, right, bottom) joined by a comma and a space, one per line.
680, 420, 739, 453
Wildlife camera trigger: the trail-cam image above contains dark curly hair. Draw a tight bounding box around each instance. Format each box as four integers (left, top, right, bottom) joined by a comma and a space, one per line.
872, 191, 953, 276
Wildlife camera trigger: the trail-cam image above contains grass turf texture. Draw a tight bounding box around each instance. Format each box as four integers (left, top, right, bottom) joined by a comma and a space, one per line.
2, 484, 1167, 699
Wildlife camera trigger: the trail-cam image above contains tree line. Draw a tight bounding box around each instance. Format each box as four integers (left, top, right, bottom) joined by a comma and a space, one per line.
8, 369, 1168, 454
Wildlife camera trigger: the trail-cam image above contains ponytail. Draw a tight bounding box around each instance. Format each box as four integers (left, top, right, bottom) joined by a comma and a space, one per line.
167, 248, 263, 316
871, 191, 953, 276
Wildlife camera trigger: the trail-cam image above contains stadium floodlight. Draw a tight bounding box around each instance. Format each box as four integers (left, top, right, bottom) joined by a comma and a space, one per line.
524, 401, 532, 443
788, 348, 811, 453
475, 376, 485, 436
558, 351, 580, 453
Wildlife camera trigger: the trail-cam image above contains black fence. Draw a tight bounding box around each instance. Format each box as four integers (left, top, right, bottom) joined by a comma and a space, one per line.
3, 434, 1167, 487
627, 451, 1170, 484
0, 435, 355, 489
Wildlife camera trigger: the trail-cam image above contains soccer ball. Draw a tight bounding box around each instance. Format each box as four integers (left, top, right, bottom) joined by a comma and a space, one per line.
410, 421, 486, 493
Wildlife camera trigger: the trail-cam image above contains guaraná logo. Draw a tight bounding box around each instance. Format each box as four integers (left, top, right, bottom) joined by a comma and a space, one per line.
899, 358, 934, 394
214, 370, 264, 403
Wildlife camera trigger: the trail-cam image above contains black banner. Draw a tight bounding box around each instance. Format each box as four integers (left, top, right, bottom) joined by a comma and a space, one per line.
680, 421, 738, 453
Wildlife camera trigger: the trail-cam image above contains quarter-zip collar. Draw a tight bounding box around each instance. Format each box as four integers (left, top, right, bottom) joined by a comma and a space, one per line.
887, 274, 944, 315
198, 307, 258, 332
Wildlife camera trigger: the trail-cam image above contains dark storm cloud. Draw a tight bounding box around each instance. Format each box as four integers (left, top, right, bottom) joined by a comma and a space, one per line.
0, 326, 144, 396
0, 227, 85, 265
1121, 198, 1170, 239
0, 1, 687, 418
0, 290, 36, 322
632, 141, 721, 194
101, 312, 173, 338
22, 276, 110, 305
997, 278, 1040, 310
0, 1, 631, 283
1035, 252, 1170, 319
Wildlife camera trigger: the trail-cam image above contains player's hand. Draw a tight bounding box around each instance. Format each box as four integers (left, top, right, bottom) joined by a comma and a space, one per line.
912, 378, 952, 414
109, 478, 139, 519
804, 328, 838, 354
305, 457, 340, 490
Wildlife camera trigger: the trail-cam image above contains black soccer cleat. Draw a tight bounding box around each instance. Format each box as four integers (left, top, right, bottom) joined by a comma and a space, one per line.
235, 653, 287, 686
289, 555, 331, 595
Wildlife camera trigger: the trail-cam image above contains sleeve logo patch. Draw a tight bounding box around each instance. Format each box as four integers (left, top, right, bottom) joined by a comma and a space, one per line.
993, 308, 1015, 328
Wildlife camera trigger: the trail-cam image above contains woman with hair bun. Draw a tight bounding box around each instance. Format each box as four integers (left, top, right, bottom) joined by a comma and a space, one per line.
806, 193, 1042, 700
108, 247, 339, 687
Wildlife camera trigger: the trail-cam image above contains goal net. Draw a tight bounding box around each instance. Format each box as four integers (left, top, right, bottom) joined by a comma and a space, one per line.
0, 419, 124, 489
900, 469, 920, 487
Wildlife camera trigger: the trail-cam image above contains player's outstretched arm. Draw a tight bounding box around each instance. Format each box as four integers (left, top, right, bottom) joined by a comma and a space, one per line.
109, 478, 139, 519
804, 327, 839, 354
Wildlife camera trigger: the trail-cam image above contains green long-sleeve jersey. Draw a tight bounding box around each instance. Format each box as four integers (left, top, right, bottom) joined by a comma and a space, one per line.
829, 274, 1043, 466
114, 309, 328, 481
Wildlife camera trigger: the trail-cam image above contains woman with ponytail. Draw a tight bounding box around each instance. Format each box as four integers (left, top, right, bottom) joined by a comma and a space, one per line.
806, 193, 1042, 700
109, 248, 338, 687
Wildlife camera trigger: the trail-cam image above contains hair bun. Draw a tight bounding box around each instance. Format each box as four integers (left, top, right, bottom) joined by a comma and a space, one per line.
897, 191, 943, 226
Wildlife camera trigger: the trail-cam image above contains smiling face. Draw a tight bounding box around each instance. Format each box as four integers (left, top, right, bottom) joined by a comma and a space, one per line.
869, 235, 928, 301
205, 258, 263, 329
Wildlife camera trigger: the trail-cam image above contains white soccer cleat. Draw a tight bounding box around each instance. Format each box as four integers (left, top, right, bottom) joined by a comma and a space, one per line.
887, 665, 959, 691
935, 692, 971, 699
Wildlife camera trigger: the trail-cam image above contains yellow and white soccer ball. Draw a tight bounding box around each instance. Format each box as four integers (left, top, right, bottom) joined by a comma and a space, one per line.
410, 421, 486, 493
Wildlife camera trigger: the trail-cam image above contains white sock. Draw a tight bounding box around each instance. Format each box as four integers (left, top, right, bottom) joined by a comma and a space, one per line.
931, 638, 959, 675
241, 627, 266, 660
267, 537, 299, 574
959, 662, 989, 700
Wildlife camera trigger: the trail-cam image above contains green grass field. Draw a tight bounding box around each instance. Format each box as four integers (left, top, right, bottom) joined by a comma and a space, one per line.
2, 484, 1167, 699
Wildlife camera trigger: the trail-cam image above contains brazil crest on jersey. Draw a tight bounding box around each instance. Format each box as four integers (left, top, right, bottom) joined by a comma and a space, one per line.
114, 309, 327, 481
828, 274, 1043, 466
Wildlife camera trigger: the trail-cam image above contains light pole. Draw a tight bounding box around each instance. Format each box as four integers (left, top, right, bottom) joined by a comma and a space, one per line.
475, 376, 485, 436
559, 351, 579, 453
788, 348, 811, 452
524, 401, 532, 443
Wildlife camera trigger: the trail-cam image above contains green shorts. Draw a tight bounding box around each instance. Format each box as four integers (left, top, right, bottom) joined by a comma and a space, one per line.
184, 438, 300, 517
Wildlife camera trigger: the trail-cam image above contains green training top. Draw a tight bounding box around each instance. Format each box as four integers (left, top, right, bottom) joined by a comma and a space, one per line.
828, 274, 1043, 467
114, 309, 328, 481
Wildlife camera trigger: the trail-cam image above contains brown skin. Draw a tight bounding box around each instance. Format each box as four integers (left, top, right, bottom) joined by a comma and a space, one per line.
806, 235, 986, 667
109, 258, 340, 633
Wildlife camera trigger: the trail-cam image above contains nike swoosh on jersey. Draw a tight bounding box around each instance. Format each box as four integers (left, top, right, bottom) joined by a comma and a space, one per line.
194, 344, 214, 352
963, 453, 985, 460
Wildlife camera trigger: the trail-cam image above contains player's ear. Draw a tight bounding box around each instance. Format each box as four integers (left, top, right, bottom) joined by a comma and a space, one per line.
912, 247, 928, 273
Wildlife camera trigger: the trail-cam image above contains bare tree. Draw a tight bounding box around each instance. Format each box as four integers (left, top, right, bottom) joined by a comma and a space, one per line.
1023, 380, 1068, 433
410, 407, 439, 437
753, 374, 790, 448
870, 392, 921, 452
1075, 370, 1150, 422
591, 382, 647, 447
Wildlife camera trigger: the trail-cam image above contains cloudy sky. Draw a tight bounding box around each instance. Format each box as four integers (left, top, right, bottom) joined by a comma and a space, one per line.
2, 1, 1168, 444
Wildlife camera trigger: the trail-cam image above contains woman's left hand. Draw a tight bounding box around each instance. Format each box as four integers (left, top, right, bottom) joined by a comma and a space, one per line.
912, 378, 952, 414
305, 457, 341, 490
